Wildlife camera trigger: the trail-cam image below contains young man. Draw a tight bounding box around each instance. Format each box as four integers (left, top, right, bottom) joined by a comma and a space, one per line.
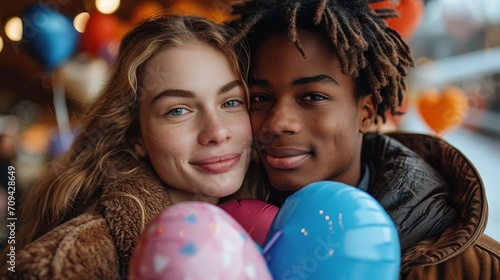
229, 0, 500, 278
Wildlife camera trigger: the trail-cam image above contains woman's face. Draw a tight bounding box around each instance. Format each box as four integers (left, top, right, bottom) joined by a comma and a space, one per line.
249, 30, 375, 191
135, 42, 252, 202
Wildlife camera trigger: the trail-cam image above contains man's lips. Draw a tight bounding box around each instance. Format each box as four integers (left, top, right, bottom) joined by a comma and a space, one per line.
261, 147, 311, 170
190, 153, 241, 174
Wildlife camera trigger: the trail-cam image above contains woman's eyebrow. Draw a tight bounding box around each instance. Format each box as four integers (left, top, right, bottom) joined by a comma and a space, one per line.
219, 80, 243, 95
151, 89, 196, 105
151, 80, 243, 105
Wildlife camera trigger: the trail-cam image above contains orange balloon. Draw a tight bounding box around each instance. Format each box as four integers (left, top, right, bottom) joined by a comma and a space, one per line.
370, 0, 425, 40
167, 0, 229, 23
130, 1, 165, 24
417, 86, 468, 134
167, 1, 208, 17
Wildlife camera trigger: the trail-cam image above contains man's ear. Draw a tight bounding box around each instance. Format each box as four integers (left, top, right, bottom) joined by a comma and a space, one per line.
132, 136, 148, 157
358, 94, 377, 133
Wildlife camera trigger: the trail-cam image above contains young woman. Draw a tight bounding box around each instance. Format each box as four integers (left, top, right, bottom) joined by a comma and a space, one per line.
0, 14, 252, 279
229, 0, 500, 279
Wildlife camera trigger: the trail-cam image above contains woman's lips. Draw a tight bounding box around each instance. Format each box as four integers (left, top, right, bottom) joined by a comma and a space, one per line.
191, 153, 241, 174
262, 148, 311, 170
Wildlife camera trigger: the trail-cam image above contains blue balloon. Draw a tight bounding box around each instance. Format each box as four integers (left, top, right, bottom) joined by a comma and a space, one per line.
263, 181, 400, 280
21, 4, 79, 71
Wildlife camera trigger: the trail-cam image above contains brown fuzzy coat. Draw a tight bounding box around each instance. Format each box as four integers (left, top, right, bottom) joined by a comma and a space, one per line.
2, 162, 173, 279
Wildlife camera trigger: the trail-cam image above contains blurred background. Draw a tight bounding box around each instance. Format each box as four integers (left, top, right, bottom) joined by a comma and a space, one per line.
0, 0, 499, 241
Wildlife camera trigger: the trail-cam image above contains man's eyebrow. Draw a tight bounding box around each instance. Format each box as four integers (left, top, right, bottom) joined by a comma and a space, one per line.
292, 74, 339, 86
151, 89, 195, 105
248, 78, 270, 87
248, 75, 339, 88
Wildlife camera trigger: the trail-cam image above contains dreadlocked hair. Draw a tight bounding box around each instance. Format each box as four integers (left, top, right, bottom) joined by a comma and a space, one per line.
229, 0, 414, 121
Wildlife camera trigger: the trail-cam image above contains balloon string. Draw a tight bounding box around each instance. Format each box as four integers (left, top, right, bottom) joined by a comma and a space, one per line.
52, 73, 72, 144
262, 230, 283, 255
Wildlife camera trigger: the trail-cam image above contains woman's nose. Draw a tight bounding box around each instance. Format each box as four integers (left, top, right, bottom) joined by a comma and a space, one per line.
198, 113, 233, 145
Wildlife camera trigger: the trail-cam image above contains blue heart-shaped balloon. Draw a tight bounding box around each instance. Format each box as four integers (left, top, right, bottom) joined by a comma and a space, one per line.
21, 4, 79, 71
263, 181, 401, 280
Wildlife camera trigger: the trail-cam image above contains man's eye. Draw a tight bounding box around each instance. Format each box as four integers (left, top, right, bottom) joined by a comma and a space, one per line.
166, 107, 188, 117
303, 94, 326, 101
251, 94, 271, 103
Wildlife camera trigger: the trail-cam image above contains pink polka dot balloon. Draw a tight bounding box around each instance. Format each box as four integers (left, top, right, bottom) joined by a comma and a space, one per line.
129, 201, 272, 280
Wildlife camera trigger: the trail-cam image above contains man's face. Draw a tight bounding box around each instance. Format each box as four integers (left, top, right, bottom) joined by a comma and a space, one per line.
249, 30, 375, 191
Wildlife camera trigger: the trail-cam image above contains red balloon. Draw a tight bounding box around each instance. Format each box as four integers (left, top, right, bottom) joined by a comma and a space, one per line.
370, 0, 425, 40
219, 199, 279, 246
80, 12, 120, 56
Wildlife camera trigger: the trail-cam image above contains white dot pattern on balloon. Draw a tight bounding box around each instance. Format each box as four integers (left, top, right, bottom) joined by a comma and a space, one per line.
153, 254, 169, 274
244, 263, 256, 279
338, 213, 344, 230
222, 239, 236, 267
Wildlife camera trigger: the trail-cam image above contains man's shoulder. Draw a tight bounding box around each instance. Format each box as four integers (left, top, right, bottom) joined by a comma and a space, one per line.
404, 234, 500, 279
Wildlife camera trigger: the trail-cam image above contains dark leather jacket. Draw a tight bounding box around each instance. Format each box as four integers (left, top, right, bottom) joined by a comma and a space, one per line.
364, 133, 500, 279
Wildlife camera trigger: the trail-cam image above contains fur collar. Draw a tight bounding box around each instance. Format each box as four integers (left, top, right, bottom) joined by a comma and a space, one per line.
97, 160, 173, 277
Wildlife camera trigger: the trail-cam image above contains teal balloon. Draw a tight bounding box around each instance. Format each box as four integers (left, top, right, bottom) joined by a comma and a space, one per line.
22, 4, 79, 71
263, 181, 400, 280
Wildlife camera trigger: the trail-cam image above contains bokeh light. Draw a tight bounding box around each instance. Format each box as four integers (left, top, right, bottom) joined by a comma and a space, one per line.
95, 0, 121, 14
5, 17, 23, 42
74, 12, 90, 33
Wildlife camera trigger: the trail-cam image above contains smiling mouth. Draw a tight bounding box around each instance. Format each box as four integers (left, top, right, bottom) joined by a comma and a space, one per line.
262, 148, 311, 170
191, 154, 241, 174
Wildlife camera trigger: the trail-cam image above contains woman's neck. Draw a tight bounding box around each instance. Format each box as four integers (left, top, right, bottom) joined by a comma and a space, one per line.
167, 187, 219, 205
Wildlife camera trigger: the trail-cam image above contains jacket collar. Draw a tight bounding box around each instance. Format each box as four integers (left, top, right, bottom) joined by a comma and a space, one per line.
97, 160, 173, 277
378, 133, 487, 273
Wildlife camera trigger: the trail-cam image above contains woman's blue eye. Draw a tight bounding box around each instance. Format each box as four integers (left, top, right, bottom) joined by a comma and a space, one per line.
223, 99, 243, 108
167, 107, 188, 116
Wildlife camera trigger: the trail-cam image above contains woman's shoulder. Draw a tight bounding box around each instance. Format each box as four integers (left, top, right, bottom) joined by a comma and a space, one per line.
96, 160, 175, 272
98, 160, 173, 224
2, 212, 119, 279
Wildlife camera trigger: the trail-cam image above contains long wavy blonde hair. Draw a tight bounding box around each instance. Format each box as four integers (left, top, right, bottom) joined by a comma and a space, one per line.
9, 14, 249, 252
